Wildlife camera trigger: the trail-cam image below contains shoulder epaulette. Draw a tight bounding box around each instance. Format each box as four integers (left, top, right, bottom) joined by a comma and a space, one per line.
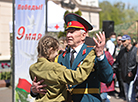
87, 45, 94, 48
54, 55, 59, 63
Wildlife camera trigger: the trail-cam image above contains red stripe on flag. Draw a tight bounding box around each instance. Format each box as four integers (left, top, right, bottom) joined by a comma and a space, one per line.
17, 78, 31, 93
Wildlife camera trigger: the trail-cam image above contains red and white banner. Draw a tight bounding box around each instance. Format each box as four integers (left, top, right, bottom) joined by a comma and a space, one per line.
14, 0, 45, 101
47, 1, 65, 32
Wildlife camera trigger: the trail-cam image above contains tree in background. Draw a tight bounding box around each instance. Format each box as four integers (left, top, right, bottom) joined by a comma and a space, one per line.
99, 1, 138, 29
124, 9, 138, 22
99, 1, 125, 28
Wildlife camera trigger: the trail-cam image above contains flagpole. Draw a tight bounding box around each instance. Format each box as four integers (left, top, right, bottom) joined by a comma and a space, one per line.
45, 0, 48, 33
136, 20, 138, 41
12, 0, 15, 102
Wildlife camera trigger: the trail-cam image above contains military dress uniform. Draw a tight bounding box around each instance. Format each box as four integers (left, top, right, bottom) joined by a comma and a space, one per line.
57, 44, 113, 102
56, 13, 113, 102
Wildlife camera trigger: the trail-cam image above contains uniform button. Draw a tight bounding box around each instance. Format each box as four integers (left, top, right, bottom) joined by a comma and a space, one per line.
70, 85, 72, 87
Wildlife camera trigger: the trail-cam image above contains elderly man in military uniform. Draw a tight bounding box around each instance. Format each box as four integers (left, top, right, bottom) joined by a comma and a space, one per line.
30, 13, 113, 102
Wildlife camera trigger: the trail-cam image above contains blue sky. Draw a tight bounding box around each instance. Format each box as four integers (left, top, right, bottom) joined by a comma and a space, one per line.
99, 0, 138, 9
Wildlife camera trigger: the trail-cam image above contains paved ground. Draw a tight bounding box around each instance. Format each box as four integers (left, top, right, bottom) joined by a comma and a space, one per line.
108, 88, 127, 102
0, 87, 12, 102
0, 87, 137, 102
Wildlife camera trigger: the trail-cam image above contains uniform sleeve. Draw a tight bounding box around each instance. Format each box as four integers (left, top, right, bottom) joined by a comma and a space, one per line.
57, 49, 96, 85
29, 64, 36, 81
96, 56, 113, 83
29, 65, 39, 97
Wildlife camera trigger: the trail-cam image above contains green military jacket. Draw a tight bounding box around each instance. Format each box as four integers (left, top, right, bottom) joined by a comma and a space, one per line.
29, 49, 95, 102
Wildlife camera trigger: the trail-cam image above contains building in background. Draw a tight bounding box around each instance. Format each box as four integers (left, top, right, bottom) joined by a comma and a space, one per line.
52, 0, 101, 31
0, 0, 101, 61
0, 0, 12, 61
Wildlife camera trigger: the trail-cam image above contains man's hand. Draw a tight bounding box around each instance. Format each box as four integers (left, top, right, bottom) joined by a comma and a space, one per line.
93, 31, 105, 57
31, 77, 47, 94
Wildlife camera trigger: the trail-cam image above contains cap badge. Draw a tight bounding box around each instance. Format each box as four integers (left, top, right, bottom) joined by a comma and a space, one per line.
68, 22, 72, 26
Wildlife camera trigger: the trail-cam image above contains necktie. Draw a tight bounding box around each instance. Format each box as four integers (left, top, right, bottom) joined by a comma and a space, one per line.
70, 50, 76, 67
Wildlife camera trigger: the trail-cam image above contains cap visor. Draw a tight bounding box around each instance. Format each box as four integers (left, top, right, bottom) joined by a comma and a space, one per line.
65, 27, 82, 31
120, 38, 130, 41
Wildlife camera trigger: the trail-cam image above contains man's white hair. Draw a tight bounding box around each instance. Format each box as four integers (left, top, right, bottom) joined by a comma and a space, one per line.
80, 29, 86, 34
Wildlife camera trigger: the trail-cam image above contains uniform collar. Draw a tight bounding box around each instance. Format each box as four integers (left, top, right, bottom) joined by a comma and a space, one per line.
38, 57, 48, 62
70, 43, 84, 54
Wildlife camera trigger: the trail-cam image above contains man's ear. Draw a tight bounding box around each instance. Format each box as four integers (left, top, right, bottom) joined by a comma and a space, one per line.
81, 31, 87, 40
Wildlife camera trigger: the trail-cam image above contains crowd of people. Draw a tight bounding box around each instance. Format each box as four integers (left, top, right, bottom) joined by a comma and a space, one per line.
28, 13, 138, 102
105, 33, 138, 102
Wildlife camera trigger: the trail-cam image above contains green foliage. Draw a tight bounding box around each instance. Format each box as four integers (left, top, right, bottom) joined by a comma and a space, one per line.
15, 87, 30, 102
57, 9, 82, 38
114, 21, 135, 35
124, 9, 138, 22
10, 33, 13, 86
89, 30, 102, 37
74, 9, 82, 16
99, 1, 126, 28
0, 71, 11, 80
64, 10, 70, 17
99, 1, 112, 28
58, 31, 67, 38
113, 2, 125, 11
99, 1, 138, 29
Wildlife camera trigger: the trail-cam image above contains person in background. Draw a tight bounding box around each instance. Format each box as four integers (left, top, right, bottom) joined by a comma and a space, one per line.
58, 38, 67, 54
30, 13, 113, 102
133, 42, 138, 48
0, 79, 10, 87
113, 35, 137, 102
113, 35, 123, 59
134, 50, 138, 101
84, 32, 95, 46
113, 35, 125, 99
106, 32, 116, 56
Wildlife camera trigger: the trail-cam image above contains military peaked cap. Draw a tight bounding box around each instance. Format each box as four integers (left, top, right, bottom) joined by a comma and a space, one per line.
64, 13, 93, 32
